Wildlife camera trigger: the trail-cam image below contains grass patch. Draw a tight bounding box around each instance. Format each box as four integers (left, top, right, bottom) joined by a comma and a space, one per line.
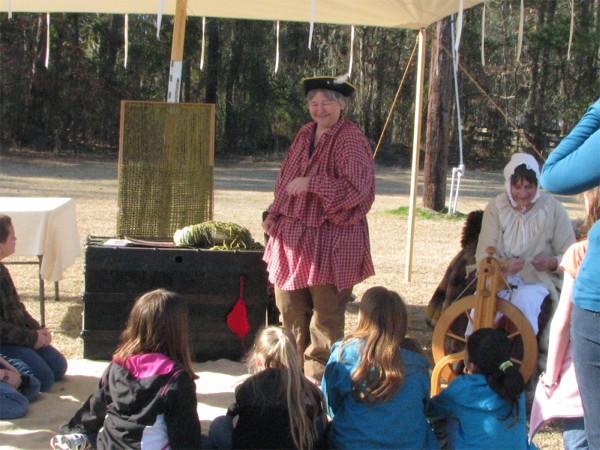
387, 206, 466, 221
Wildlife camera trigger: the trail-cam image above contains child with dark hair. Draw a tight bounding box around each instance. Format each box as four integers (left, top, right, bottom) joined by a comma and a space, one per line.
428, 328, 534, 449
50, 289, 202, 450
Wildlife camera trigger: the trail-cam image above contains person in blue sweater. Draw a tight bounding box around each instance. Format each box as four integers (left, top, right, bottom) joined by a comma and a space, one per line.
427, 328, 534, 450
540, 96, 600, 448
322, 286, 438, 449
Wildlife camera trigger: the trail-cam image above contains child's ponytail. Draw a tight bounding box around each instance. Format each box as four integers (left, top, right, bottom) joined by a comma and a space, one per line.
466, 328, 524, 424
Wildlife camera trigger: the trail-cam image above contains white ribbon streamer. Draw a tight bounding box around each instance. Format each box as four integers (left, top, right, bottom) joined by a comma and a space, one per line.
274, 21, 280, 73
567, 0, 574, 60
348, 25, 354, 76
454, 0, 464, 64
481, 2, 486, 66
200, 17, 206, 70
156, 0, 164, 39
124, 14, 129, 68
517, 0, 524, 62
308, 0, 315, 49
45, 13, 50, 68
8, 0, 12, 19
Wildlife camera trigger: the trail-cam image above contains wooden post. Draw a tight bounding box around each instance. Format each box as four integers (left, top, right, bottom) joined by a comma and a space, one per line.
167, 0, 188, 103
404, 28, 427, 282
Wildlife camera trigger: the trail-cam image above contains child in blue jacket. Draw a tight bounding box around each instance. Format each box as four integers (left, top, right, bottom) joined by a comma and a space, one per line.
322, 286, 438, 449
428, 328, 535, 449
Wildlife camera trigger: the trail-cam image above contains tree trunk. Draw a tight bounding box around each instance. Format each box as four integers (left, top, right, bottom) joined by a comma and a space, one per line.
204, 20, 220, 104
423, 17, 453, 211
222, 22, 243, 155
524, 0, 557, 157
97, 15, 121, 143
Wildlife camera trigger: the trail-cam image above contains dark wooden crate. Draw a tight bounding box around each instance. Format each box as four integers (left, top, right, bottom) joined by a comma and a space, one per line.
82, 237, 269, 361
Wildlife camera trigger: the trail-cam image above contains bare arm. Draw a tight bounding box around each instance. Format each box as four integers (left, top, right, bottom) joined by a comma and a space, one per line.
543, 272, 574, 395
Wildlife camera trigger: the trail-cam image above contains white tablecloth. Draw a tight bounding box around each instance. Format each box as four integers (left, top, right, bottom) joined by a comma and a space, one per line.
0, 197, 81, 282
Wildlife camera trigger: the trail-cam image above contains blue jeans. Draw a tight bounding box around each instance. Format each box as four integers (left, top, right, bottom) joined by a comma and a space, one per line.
0, 355, 41, 418
563, 417, 588, 450
0, 381, 30, 419
0, 345, 67, 392
208, 415, 233, 449
4, 356, 42, 402
571, 305, 600, 448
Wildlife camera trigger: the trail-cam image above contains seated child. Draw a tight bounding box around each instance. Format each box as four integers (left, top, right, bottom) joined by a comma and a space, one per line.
0, 214, 68, 392
322, 286, 438, 449
208, 326, 327, 449
427, 327, 534, 449
0, 353, 41, 419
50, 289, 202, 450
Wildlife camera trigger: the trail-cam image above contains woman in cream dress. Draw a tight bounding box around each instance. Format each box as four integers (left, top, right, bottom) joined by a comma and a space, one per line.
474, 153, 576, 364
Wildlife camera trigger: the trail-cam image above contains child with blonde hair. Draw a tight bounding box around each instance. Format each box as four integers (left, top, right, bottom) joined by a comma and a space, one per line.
51, 289, 202, 449
322, 286, 438, 449
209, 326, 327, 449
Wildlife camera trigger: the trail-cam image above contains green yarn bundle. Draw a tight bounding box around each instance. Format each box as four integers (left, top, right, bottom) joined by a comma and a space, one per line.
173, 221, 263, 250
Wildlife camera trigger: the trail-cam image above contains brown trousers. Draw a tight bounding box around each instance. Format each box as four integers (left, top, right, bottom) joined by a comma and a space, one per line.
274, 284, 352, 381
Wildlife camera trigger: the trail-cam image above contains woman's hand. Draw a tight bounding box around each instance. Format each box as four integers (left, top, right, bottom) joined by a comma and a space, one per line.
262, 217, 276, 235
1, 368, 22, 390
504, 258, 525, 274
286, 177, 310, 196
34, 328, 52, 349
531, 254, 558, 272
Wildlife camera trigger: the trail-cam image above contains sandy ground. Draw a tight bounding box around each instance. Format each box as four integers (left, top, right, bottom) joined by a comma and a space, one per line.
0, 151, 579, 448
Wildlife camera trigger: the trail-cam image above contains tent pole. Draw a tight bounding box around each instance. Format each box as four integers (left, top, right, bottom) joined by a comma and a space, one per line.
404, 28, 427, 282
167, 0, 188, 103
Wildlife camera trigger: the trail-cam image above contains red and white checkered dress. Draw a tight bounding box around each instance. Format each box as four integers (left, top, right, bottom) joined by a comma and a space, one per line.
263, 118, 375, 291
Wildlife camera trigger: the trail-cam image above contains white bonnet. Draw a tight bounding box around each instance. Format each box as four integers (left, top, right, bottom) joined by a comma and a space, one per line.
503, 153, 541, 207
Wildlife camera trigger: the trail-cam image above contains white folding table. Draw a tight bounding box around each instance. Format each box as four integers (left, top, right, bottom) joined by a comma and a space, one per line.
0, 197, 81, 326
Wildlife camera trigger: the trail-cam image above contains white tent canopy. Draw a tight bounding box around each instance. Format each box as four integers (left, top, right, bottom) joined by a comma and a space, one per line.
1, 0, 486, 280
2, 0, 484, 29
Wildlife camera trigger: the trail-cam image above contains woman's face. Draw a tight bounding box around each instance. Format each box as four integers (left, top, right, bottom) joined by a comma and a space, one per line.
510, 177, 538, 210
0, 224, 16, 259
308, 91, 343, 130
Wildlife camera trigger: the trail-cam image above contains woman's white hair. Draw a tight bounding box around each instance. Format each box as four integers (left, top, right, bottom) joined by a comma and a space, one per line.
306, 89, 347, 109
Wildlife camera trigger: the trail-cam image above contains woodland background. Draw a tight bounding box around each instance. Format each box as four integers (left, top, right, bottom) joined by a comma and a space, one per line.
0, 0, 598, 169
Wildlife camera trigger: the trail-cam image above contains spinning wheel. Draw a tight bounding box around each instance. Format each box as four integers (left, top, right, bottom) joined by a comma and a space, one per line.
430, 247, 538, 396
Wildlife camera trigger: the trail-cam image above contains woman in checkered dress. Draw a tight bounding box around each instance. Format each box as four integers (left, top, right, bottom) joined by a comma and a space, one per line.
262, 75, 375, 383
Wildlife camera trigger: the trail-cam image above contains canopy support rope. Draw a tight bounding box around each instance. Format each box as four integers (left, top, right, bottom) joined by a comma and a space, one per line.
448, 14, 465, 216
372, 35, 419, 160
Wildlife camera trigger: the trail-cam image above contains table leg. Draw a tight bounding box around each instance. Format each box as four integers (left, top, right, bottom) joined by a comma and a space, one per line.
54, 282, 59, 301
38, 256, 46, 327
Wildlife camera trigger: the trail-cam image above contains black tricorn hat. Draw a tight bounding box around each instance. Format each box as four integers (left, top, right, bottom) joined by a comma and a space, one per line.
302, 74, 355, 97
